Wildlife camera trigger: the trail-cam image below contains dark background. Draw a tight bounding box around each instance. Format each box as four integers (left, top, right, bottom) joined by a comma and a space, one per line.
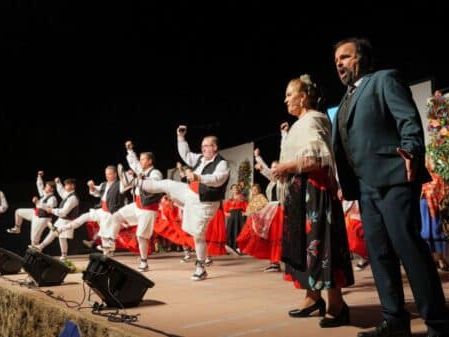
1, 1, 448, 253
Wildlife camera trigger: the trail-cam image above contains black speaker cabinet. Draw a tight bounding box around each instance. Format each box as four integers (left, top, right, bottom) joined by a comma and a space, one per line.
22, 248, 71, 286
82, 253, 155, 308
0, 248, 23, 275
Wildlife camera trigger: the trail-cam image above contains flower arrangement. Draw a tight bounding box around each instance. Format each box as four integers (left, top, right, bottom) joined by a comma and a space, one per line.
237, 159, 252, 197
426, 91, 449, 236
426, 92, 449, 181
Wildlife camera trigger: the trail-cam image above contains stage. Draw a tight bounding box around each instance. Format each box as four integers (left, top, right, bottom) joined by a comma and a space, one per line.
1, 252, 448, 337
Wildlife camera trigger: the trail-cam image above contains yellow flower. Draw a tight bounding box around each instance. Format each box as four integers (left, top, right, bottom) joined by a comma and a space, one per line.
430, 119, 441, 127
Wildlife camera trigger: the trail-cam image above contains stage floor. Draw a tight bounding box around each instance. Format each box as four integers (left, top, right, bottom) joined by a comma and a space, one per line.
1, 251, 448, 337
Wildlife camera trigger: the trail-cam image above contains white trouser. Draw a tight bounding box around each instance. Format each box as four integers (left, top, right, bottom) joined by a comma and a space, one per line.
54, 218, 75, 239
15, 208, 51, 245
108, 203, 157, 240
71, 208, 112, 237
31, 217, 52, 246
140, 179, 220, 238
15, 208, 34, 228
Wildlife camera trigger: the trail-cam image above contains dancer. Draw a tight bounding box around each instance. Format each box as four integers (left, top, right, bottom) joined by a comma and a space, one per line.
7, 171, 58, 247
135, 125, 230, 281
107, 141, 163, 271
35, 178, 79, 261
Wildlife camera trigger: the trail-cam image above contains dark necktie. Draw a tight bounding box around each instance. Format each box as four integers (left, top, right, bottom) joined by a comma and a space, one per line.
337, 86, 356, 165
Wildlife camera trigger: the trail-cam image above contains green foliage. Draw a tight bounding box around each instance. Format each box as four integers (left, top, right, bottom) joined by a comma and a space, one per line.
238, 159, 252, 196
426, 95, 449, 181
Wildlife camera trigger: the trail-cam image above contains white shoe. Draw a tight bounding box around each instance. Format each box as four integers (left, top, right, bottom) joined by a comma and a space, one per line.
138, 260, 149, 272
225, 245, 239, 256
101, 238, 115, 250
180, 253, 193, 263
6, 227, 21, 234
96, 245, 104, 252
28, 245, 41, 252
204, 257, 213, 266
354, 260, 369, 272
59, 256, 68, 262
191, 270, 207, 281
103, 249, 115, 257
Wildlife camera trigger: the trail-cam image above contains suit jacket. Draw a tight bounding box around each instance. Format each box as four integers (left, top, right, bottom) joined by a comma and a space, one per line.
332, 69, 431, 200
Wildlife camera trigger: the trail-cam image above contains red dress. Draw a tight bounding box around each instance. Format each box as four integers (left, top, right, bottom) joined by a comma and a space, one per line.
237, 202, 284, 263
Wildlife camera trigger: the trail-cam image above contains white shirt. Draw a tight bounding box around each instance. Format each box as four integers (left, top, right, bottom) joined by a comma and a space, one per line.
126, 149, 163, 196
36, 176, 58, 209
54, 181, 79, 217
178, 138, 230, 187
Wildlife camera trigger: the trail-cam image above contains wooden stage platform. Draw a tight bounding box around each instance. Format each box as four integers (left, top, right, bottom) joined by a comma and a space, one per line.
1, 251, 448, 337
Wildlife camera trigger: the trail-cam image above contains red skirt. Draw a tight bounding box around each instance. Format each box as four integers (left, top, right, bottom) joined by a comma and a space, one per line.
237, 205, 283, 262
205, 208, 227, 256
346, 216, 368, 259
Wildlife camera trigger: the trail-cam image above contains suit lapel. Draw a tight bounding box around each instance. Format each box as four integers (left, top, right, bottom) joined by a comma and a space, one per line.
345, 73, 373, 123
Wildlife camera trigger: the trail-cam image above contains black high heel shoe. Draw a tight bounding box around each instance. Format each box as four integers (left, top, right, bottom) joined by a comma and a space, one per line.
319, 302, 350, 328
288, 298, 326, 318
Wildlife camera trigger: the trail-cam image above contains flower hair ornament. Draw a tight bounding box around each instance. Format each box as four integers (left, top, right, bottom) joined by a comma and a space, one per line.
300, 74, 316, 89
299, 74, 317, 95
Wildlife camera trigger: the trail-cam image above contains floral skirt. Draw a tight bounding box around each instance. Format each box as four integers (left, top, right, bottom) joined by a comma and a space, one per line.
282, 170, 354, 290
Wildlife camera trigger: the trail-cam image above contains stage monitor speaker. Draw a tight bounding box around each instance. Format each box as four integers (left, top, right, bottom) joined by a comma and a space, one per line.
22, 248, 71, 286
0, 248, 23, 275
82, 253, 155, 308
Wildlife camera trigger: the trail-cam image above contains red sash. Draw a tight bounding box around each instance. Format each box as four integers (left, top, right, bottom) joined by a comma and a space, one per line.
189, 181, 199, 194
135, 195, 159, 211
101, 201, 109, 212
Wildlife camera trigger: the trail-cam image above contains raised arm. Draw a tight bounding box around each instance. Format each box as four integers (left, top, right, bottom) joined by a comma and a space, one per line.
177, 125, 202, 167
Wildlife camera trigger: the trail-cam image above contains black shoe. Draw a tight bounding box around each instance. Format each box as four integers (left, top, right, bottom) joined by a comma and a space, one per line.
357, 321, 411, 337
319, 302, 350, 328
288, 298, 326, 318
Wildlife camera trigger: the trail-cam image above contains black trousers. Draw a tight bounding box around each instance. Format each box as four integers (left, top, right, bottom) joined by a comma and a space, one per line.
359, 180, 449, 334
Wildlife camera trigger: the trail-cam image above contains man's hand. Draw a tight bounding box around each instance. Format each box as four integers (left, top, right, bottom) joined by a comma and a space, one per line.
125, 140, 133, 150
177, 125, 187, 137
186, 170, 199, 182
280, 122, 289, 132
54, 177, 61, 184
254, 148, 260, 157
32, 196, 39, 204
87, 180, 95, 191
37, 171, 44, 177
397, 148, 416, 182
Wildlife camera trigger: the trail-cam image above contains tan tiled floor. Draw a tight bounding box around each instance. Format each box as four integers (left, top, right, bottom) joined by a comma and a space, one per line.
2, 252, 448, 337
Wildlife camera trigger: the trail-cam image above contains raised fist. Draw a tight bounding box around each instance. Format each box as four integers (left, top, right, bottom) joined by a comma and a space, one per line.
125, 140, 134, 150
37, 171, 44, 177
54, 177, 61, 184
254, 148, 260, 157
177, 125, 187, 137
280, 122, 289, 132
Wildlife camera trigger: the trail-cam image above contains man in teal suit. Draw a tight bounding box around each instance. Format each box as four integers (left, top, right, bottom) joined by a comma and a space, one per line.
333, 37, 449, 337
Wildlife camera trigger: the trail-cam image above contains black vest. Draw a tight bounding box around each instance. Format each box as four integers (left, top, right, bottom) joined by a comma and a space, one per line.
59, 192, 79, 220
192, 154, 229, 202
99, 180, 124, 213
37, 194, 56, 218
139, 168, 163, 206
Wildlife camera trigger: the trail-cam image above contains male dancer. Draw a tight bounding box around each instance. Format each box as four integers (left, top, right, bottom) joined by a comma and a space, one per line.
7, 171, 58, 247
133, 125, 229, 281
